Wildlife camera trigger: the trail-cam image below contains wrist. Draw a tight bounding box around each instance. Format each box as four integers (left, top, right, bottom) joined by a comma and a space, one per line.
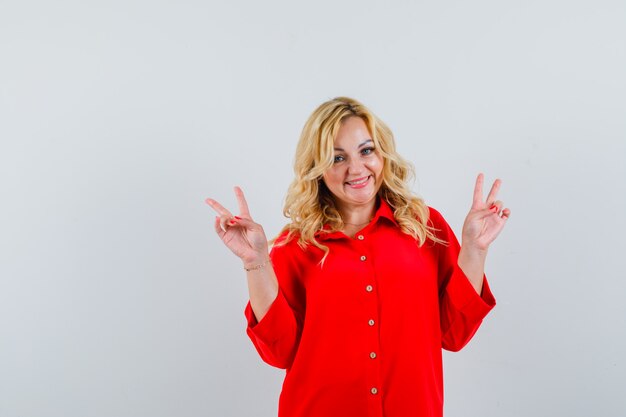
459, 245, 488, 262
243, 257, 271, 272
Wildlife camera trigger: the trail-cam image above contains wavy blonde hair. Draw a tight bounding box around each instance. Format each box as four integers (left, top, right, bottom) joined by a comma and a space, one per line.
275, 97, 443, 260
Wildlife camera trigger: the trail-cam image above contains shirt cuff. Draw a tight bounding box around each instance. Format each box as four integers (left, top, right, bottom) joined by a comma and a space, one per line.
244, 289, 296, 345
446, 266, 496, 321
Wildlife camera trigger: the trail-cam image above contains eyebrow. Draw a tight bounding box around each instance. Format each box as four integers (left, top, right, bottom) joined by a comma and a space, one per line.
334, 139, 373, 152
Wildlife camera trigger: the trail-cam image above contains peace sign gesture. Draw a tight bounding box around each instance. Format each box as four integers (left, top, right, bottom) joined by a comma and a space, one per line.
461, 173, 511, 252
205, 187, 269, 266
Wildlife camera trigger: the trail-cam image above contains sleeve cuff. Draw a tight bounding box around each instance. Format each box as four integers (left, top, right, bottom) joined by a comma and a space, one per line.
244, 289, 297, 345
446, 266, 496, 321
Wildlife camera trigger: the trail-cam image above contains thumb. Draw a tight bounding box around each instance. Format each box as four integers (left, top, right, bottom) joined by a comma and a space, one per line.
231, 216, 262, 231
473, 207, 498, 221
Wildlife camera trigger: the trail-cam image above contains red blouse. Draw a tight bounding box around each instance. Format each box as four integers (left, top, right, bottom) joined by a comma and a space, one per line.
244, 199, 496, 417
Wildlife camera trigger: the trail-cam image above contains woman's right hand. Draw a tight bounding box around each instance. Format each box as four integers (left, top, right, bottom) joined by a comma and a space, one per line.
206, 186, 269, 267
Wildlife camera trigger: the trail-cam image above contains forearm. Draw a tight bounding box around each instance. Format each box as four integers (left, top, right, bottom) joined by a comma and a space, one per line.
457, 246, 487, 295
245, 259, 279, 323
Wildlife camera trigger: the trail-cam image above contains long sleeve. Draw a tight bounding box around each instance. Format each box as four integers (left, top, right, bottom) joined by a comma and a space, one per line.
244, 236, 306, 369
241, 201, 497, 417
430, 208, 496, 352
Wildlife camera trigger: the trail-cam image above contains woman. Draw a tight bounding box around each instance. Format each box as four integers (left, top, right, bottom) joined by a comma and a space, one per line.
206, 97, 510, 417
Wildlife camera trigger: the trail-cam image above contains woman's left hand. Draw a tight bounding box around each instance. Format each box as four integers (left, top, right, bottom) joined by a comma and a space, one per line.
461, 173, 511, 253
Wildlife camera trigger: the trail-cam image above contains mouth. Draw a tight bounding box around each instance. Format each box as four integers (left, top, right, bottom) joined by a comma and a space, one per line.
345, 176, 372, 189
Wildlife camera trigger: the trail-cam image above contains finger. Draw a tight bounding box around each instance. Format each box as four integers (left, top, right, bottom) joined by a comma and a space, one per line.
231, 215, 257, 229
486, 179, 502, 205
234, 186, 252, 218
205, 198, 233, 217
475, 207, 498, 220
473, 200, 503, 220
501, 208, 511, 219
213, 216, 226, 237
489, 200, 504, 213
219, 214, 234, 233
472, 173, 484, 209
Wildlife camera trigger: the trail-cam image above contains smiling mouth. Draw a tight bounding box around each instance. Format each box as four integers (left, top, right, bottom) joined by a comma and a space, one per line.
345, 176, 371, 187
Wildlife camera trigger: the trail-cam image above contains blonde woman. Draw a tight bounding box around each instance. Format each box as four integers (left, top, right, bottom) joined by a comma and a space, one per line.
206, 97, 510, 417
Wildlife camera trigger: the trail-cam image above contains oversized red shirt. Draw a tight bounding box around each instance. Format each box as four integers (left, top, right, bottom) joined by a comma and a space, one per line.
244, 199, 496, 417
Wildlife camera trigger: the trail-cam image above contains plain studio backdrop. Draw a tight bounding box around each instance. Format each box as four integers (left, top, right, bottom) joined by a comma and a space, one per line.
1, 1, 625, 416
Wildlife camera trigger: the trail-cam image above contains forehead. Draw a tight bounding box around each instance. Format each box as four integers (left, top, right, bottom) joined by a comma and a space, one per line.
334, 116, 372, 146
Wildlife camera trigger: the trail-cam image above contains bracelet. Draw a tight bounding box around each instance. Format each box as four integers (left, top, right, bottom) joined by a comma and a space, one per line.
244, 259, 271, 272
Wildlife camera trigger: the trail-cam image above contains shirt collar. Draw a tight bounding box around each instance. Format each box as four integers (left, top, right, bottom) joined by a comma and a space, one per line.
371, 197, 397, 226
315, 198, 397, 241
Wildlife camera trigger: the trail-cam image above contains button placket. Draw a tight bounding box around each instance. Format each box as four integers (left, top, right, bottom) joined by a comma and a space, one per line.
355, 233, 381, 403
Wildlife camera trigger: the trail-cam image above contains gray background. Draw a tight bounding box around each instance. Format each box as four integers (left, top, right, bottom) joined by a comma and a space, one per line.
1, 0, 625, 416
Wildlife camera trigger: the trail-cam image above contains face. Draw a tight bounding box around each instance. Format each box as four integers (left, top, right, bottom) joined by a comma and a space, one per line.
322, 116, 384, 212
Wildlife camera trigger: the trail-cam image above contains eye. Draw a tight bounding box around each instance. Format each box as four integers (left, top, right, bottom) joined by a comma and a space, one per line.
333, 155, 345, 163
361, 147, 375, 155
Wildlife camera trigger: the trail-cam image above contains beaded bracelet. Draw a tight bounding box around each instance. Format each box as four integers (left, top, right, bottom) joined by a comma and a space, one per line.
244, 259, 271, 272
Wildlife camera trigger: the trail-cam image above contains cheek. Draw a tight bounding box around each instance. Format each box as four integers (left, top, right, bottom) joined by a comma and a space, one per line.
323, 169, 342, 188
367, 156, 384, 176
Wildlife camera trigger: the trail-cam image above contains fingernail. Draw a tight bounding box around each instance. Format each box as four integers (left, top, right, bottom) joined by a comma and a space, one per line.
234, 216, 241, 220
229, 219, 235, 225
490, 205, 497, 212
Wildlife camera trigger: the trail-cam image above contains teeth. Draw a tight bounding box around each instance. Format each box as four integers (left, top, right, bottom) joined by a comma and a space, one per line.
348, 177, 368, 185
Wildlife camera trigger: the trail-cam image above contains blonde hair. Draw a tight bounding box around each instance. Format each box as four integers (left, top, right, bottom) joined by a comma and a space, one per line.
276, 96, 443, 261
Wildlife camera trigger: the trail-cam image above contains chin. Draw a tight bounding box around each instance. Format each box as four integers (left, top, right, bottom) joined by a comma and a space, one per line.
346, 192, 377, 205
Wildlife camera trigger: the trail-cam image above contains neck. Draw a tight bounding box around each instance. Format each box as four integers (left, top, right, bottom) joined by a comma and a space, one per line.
337, 199, 378, 226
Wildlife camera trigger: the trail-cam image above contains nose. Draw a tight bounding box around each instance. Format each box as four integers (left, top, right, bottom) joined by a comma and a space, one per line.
347, 157, 365, 175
